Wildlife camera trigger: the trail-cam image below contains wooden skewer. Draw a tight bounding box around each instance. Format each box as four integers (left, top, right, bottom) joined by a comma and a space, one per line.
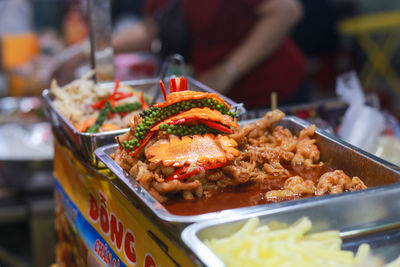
271, 92, 277, 110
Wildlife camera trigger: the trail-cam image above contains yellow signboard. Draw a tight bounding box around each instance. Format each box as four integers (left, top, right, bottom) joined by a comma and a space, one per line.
53, 140, 196, 267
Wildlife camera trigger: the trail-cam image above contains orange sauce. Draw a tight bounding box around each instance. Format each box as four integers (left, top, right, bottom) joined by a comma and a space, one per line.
164, 164, 332, 216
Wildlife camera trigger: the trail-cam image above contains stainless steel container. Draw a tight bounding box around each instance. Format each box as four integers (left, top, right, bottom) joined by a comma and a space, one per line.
42, 77, 242, 168
94, 116, 400, 229
181, 185, 400, 266
0, 97, 54, 190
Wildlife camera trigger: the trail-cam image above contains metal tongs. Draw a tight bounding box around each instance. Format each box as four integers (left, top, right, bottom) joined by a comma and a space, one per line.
150, 54, 246, 115
150, 54, 186, 105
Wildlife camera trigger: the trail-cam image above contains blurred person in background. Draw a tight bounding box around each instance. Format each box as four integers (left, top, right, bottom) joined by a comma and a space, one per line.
113, 0, 306, 109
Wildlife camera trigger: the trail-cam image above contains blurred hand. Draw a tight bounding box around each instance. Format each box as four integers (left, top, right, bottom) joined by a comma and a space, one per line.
196, 63, 236, 94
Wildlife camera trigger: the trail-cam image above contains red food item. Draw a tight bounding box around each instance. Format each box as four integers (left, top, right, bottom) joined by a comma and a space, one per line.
113, 92, 133, 101
91, 80, 134, 109
170, 78, 178, 93
159, 80, 167, 101
130, 131, 155, 157
91, 98, 108, 109
198, 119, 232, 133
165, 161, 230, 182
140, 91, 149, 110
169, 77, 188, 93
146, 134, 239, 167
150, 107, 237, 131
154, 91, 230, 110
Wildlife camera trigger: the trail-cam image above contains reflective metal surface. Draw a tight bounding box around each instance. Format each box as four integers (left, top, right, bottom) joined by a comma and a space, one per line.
181, 185, 400, 266
95, 116, 400, 228
87, 0, 114, 81
0, 97, 53, 189
42, 79, 157, 168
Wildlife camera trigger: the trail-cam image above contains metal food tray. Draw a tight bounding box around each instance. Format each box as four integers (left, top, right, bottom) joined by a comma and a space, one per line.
237, 93, 380, 130
95, 116, 400, 229
181, 186, 400, 266
42, 77, 241, 167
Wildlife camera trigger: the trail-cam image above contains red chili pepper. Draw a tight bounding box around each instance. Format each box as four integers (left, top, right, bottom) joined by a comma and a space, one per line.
140, 91, 149, 110
112, 79, 120, 94
113, 92, 133, 101
109, 99, 117, 108
167, 117, 198, 125
149, 110, 187, 131
166, 167, 204, 182
169, 77, 188, 93
165, 161, 230, 182
198, 119, 232, 133
159, 80, 167, 101
175, 77, 188, 92
164, 166, 189, 182
108, 111, 115, 119
162, 117, 231, 133
166, 117, 230, 131
130, 131, 155, 157
92, 80, 123, 109
91, 99, 108, 109
170, 78, 178, 93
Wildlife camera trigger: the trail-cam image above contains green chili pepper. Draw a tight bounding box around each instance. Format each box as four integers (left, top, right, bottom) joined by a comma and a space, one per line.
111, 102, 141, 113
87, 101, 112, 133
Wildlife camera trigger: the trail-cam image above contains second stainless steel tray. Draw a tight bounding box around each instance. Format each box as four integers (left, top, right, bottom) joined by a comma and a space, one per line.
94, 116, 400, 228
181, 188, 400, 267
43, 77, 241, 168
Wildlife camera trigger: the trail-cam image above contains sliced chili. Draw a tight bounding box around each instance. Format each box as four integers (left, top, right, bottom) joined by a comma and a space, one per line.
140, 91, 149, 110
167, 117, 198, 125
159, 80, 167, 101
112, 79, 120, 94
109, 99, 117, 108
113, 92, 133, 101
175, 77, 187, 92
165, 161, 230, 182
108, 111, 115, 119
91, 99, 107, 109
164, 118, 232, 133
166, 168, 203, 182
148, 110, 186, 132
170, 78, 178, 93
164, 166, 190, 182
164, 117, 231, 132
198, 119, 232, 133
92, 80, 123, 109
130, 131, 155, 157
87, 101, 112, 133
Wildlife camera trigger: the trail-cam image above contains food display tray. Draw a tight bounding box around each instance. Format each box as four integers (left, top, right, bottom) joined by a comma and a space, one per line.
181, 186, 400, 266
42, 77, 241, 168
94, 116, 400, 229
